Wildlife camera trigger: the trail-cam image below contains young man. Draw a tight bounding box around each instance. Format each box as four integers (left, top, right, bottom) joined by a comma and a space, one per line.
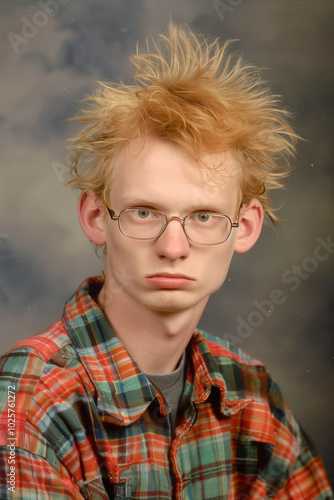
0, 23, 332, 499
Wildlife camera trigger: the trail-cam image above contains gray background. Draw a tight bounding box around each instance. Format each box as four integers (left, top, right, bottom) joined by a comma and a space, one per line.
1, 0, 333, 485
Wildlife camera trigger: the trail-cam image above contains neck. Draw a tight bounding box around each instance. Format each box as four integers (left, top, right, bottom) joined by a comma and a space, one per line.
97, 284, 207, 375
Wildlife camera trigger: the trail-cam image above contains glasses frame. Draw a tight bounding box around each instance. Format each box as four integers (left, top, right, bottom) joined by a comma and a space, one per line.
107, 207, 239, 246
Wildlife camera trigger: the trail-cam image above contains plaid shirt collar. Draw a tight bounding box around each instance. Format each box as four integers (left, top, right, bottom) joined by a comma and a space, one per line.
62, 276, 251, 426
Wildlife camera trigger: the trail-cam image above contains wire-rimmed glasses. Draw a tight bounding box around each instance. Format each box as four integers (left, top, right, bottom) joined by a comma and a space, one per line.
106, 207, 239, 245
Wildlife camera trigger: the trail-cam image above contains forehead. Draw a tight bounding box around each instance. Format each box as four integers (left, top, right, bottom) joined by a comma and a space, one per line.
110, 136, 240, 212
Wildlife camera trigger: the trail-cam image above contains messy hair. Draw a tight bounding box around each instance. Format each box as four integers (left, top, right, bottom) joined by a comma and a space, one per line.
67, 22, 298, 225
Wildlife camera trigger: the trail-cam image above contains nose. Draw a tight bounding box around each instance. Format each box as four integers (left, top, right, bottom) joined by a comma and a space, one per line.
154, 218, 191, 260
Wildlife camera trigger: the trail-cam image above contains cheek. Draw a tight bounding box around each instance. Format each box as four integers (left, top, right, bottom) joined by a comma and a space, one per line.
105, 232, 128, 268
106, 223, 129, 252
106, 235, 145, 274
105, 241, 139, 290
204, 247, 234, 285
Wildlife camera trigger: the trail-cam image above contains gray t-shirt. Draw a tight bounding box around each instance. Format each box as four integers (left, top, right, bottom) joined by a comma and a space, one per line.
146, 352, 186, 431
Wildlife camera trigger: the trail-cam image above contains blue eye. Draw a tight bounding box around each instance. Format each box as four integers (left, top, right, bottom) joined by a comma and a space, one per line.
135, 209, 151, 219
196, 213, 211, 223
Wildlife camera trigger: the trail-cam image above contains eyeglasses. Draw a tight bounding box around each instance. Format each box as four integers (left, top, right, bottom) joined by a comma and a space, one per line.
106, 207, 239, 245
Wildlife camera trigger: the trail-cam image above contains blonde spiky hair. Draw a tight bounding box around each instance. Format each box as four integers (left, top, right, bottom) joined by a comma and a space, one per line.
67, 22, 298, 225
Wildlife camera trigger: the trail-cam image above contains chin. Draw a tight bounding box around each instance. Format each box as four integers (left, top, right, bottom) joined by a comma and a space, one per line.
149, 303, 190, 314
142, 292, 206, 315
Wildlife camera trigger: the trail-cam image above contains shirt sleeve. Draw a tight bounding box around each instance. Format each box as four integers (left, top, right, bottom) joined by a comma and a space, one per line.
0, 446, 83, 499
267, 377, 333, 499
273, 425, 333, 499
0, 347, 84, 499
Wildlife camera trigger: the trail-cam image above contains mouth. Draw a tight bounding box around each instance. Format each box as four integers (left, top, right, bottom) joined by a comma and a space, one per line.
147, 272, 193, 279
145, 273, 195, 289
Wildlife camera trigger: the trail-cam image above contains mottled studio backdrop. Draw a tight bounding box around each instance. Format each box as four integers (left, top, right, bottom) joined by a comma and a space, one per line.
0, 0, 333, 484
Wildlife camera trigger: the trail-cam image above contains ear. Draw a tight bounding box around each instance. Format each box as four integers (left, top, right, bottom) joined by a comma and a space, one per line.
234, 198, 264, 254
78, 191, 106, 246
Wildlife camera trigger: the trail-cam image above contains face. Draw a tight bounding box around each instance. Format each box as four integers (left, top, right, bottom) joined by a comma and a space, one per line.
99, 136, 242, 317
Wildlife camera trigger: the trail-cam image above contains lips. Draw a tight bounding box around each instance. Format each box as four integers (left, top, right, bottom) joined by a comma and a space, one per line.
145, 273, 195, 289
148, 272, 193, 279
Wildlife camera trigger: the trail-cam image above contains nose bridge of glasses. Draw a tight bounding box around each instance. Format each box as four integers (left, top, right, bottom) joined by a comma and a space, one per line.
166, 215, 185, 225
160, 214, 188, 238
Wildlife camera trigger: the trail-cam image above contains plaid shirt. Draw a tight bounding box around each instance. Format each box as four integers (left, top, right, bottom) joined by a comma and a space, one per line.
0, 276, 332, 499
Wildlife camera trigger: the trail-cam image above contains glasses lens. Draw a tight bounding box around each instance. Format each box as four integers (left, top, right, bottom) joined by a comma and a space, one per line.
119, 208, 166, 239
185, 213, 232, 244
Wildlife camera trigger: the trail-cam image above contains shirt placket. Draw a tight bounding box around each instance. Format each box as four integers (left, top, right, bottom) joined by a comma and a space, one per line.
170, 401, 199, 499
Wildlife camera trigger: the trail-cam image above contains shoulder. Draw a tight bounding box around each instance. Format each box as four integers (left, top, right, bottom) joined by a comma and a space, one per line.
0, 321, 88, 447
0, 321, 67, 375
197, 333, 333, 497
194, 330, 287, 417
0, 321, 75, 387
195, 332, 311, 488
195, 329, 266, 368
